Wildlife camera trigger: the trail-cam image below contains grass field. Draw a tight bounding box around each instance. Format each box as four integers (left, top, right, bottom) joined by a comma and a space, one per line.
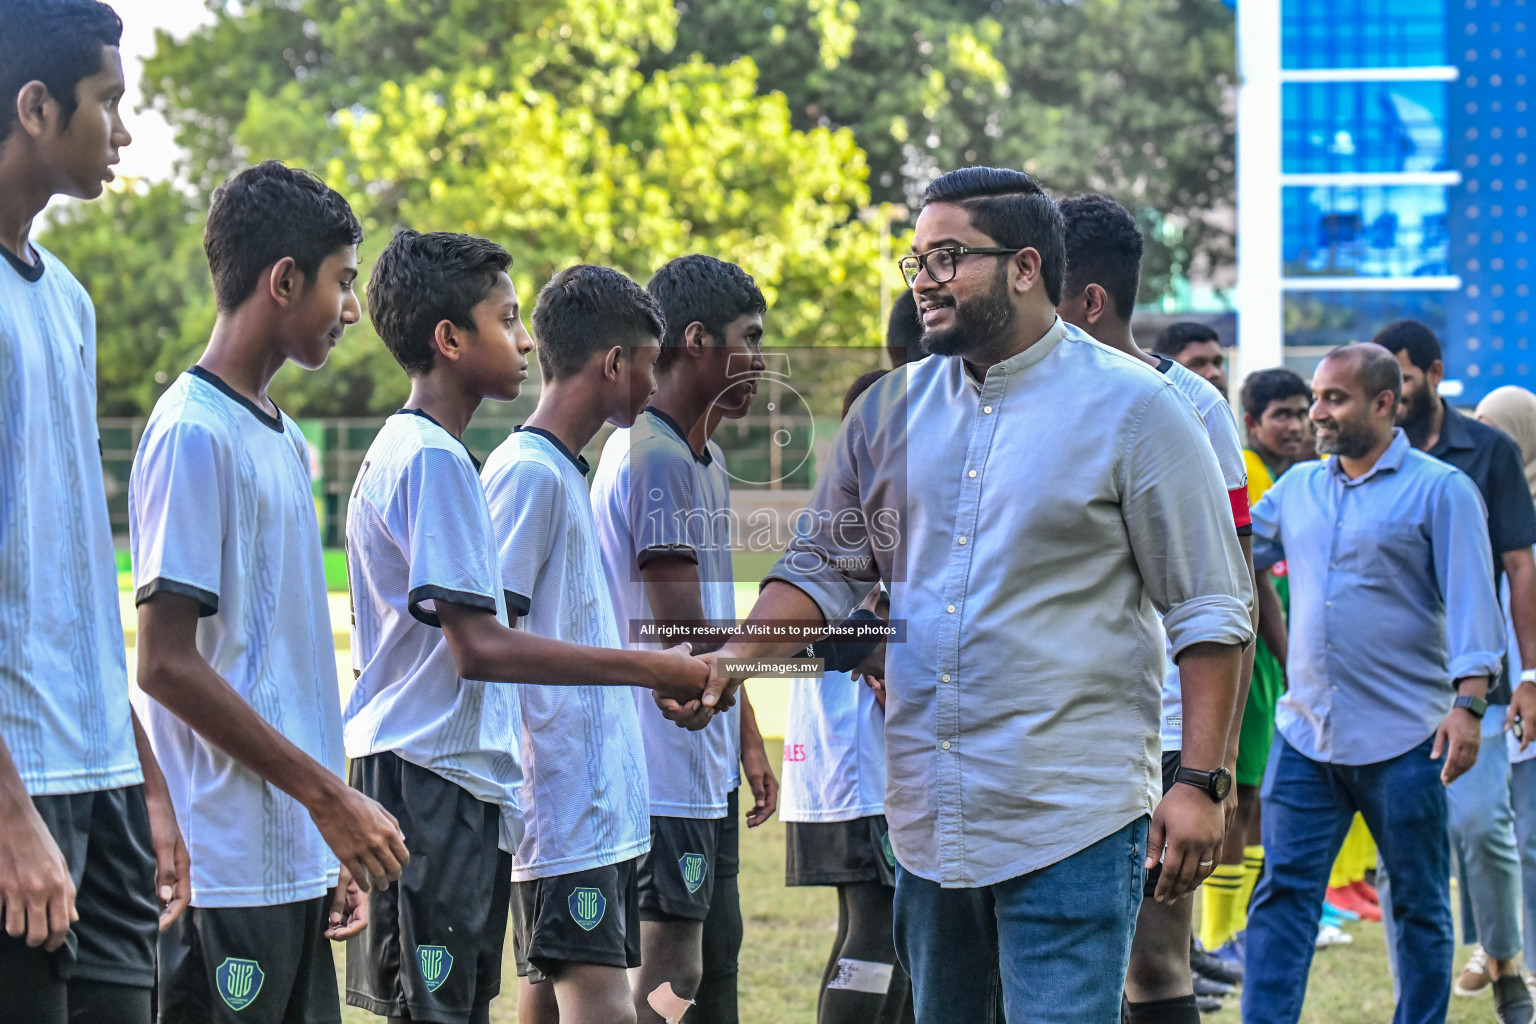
330, 740, 1492, 1024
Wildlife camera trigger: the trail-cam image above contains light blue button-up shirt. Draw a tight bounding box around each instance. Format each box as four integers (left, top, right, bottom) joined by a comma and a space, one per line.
1252, 429, 1504, 765
768, 319, 1254, 887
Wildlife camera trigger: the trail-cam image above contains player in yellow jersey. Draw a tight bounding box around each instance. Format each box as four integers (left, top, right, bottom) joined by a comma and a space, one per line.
1200, 368, 1314, 971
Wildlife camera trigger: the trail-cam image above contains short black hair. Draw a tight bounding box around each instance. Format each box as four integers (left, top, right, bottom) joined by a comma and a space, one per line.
647, 255, 767, 372
367, 229, 513, 377
1371, 319, 1442, 372
1240, 367, 1311, 420
1328, 342, 1403, 403
531, 264, 665, 381
843, 369, 888, 419
1153, 321, 1220, 358
920, 167, 1065, 306
204, 161, 362, 312
1059, 194, 1142, 320
886, 290, 922, 367
0, 0, 121, 142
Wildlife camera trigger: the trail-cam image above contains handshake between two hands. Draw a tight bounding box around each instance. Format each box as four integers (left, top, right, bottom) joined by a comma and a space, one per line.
648, 646, 748, 731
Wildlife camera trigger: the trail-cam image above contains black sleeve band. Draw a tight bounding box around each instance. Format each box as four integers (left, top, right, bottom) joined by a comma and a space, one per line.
135, 578, 219, 618
636, 544, 700, 570
407, 584, 497, 628
504, 590, 532, 618
806, 608, 884, 673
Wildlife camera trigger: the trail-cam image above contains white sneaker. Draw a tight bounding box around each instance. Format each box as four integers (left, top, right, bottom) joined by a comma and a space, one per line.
1315, 923, 1353, 948
1457, 946, 1492, 997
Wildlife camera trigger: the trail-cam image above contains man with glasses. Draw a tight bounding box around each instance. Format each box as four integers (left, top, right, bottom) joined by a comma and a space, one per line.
701, 167, 1253, 1022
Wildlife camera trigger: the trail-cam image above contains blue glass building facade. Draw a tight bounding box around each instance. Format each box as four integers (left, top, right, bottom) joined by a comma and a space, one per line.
1262, 0, 1532, 400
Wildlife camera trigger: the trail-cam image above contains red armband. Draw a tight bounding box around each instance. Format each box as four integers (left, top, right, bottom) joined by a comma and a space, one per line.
1229, 487, 1252, 530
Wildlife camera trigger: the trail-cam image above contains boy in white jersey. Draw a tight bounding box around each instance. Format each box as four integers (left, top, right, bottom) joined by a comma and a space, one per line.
1056, 193, 1255, 1023
131, 161, 411, 1024
482, 265, 663, 1024
345, 231, 708, 1024
0, 5, 189, 1021
590, 254, 766, 1023
687, 383, 780, 1024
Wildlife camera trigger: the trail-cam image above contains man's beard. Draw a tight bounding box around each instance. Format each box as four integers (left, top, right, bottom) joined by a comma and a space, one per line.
1316, 417, 1379, 459
922, 264, 1014, 357
1397, 384, 1438, 448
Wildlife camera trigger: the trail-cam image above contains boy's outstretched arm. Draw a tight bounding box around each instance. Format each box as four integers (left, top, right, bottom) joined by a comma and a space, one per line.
435, 601, 707, 704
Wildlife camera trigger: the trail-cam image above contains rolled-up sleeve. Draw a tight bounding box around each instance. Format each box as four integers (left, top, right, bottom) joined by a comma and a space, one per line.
1433, 471, 1505, 682
1249, 483, 1287, 572
766, 414, 878, 625
1121, 386, 1255, 659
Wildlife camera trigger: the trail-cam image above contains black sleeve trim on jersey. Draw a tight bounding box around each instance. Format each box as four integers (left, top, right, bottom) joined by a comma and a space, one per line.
636, 544, 699, 570
134, 578, 218, 618
407, 585, 497, 628
1236, 523, 1254, 537
504, 590, 532, 618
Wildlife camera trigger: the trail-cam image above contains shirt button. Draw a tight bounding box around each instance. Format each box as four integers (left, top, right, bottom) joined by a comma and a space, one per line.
946, 604, 957, 614
983, 405, 993, 414
968, 469, 978, 478
941, 740, 952, 750
941, 673, 952, 683
958, 536, 968, 546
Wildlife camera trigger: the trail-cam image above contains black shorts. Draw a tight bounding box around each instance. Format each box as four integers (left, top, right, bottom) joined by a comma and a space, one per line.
785, 814, 896, 888
158, 896, 339, 1023
637, 812, 727, 922
717, 788, 740, 879
0, 785, 158, 1022
346, 752, 512, 1024
512, 857, 641, 983
1143, 750, 1184, 899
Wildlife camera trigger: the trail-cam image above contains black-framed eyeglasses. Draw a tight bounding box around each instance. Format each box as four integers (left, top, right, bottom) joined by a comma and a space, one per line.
898, 246, 1018, 287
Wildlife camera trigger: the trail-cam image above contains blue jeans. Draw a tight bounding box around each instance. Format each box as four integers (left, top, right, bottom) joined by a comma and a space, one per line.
892, 816, 1147, 1024
1511, 756, 1536, 962
1379, 706, 1521, 964
1242, 734, 1452, 1024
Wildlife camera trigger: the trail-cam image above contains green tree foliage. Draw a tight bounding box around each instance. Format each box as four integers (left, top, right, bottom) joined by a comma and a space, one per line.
47, 0, 891, 417
669, 0, 1237, 301
41, 0, 1232, 417
40, 182, 214, 416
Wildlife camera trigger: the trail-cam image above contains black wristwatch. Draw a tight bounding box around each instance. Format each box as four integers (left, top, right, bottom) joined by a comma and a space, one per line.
1174, 765, 1232, 803
1454, 694, 1489, 719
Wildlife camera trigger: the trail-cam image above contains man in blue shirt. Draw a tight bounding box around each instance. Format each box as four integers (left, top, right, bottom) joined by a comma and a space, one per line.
1241, 343, 1505, 1024
1376, 320, 1536, 1018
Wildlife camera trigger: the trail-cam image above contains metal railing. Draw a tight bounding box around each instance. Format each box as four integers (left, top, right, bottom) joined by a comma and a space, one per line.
100, 412, 821, 547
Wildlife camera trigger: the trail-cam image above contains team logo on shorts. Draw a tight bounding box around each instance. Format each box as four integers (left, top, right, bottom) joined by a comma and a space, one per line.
569, 887, 607, 931
418, 945, 453, 993
881, 831, 896, 868
215, 957, 264, 1011
679, 852, 707, 894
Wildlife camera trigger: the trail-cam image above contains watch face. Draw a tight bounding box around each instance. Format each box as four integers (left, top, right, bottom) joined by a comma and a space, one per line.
1212, 768, 1232, 802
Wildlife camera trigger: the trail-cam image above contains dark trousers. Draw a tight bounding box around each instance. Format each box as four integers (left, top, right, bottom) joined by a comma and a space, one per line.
1242, 735, 1452, 1024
